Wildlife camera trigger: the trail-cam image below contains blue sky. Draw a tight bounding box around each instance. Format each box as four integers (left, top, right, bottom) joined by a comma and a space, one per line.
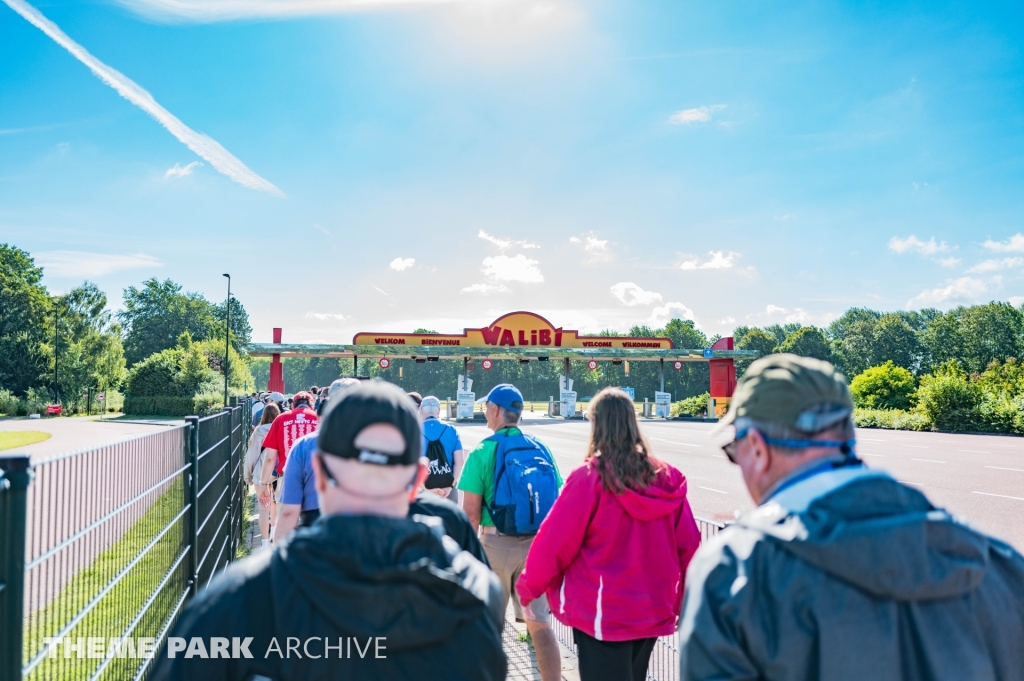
2, 0, 1023, 345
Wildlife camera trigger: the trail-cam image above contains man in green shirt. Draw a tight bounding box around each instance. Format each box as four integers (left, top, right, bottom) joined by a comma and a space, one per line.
459, 383, 563, 681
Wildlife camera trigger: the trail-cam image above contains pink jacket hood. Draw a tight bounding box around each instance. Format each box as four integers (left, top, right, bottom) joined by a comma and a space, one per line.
614, 464, 689, 522
517, 460, 701, 642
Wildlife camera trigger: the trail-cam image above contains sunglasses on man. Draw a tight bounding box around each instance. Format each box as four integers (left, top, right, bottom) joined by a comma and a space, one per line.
721, 427, 856, 464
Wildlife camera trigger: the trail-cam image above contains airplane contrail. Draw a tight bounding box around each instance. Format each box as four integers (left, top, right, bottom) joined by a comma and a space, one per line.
3, 0, 284, 197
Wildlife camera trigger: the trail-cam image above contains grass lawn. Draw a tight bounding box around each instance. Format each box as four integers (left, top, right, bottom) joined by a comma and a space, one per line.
0, 430, 51, 451
23, 480, 190, 681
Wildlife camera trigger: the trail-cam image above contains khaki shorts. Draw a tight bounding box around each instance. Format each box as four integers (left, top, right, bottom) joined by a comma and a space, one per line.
480, 532, 551, 623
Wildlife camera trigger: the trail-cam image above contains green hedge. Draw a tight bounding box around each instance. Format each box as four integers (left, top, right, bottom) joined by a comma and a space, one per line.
672, 392, 710, 417
853, 408, 930, 431
123, 393, 224, 417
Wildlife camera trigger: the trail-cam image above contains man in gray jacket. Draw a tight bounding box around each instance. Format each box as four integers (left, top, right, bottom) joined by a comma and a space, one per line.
679, 354, 1024, 681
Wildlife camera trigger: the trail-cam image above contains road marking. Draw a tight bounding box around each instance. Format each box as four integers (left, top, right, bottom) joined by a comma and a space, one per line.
959, 450, 991, 454
972, 491, 1024, 501
859, 453, 883, 458
902, 445, 927, 449
985, 466, 1024, 472
898, 480, 924, 486
912, 458, 946, 464
858, 438, 885, 442
696, 486, 727, 494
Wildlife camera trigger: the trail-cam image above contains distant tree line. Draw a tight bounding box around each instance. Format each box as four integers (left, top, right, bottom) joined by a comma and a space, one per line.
734, 303, 1024, 433
0, 243, 252, 416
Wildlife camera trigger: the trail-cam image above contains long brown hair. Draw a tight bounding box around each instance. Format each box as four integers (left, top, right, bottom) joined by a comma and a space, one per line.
259, 402, 281, 426
586, 387, 659, 493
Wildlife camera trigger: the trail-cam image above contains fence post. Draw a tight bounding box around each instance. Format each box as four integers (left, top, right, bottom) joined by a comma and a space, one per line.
0, 455, 31, 681
227, 406, 238, 560
185, 416, 200, 598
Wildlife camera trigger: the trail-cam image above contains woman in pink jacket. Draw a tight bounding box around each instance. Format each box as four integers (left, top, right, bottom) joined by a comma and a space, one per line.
517, 387, 701, 681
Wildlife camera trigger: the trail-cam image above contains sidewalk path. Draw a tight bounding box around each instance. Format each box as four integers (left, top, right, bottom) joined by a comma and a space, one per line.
0, 416, 181, 461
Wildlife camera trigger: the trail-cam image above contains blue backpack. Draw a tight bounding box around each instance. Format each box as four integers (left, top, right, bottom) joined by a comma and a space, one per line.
487, 429, 559, 536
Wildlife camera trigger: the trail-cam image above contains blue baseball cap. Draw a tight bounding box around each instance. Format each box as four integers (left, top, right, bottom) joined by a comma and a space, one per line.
478, 383, 524, 412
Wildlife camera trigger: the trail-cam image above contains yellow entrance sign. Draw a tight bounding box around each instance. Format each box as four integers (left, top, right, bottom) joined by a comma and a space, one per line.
353, 311, 673, 350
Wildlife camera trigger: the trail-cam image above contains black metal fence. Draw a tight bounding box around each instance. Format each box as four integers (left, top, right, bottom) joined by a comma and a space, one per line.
0, 400, 251, 681
545, 515, 725, 681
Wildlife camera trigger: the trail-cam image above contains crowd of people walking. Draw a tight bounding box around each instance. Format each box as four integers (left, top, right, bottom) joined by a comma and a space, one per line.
157, 355, 1024, 681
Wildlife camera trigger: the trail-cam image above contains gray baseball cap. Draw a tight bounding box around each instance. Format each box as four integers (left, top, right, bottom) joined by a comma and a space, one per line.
713, 354, 853, 434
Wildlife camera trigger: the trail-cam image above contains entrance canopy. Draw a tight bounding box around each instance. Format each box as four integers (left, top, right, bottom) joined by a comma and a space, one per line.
249, 311, 756, 363
248, 312, 757, 413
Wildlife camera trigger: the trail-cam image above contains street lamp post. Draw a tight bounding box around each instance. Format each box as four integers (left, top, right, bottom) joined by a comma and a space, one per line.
223, 274, 231, 407
53, 303, 59, 405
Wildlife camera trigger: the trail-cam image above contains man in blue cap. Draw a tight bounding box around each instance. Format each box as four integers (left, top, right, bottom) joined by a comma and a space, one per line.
459, 383, 564, 681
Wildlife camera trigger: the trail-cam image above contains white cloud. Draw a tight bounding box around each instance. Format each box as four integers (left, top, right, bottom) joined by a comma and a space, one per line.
1009, 296, 1024, 307
649, 302, 695, 327
461, 282, 511, 295
570, 232, 613, 264
3, 0, 282, 196
888, 235, 952, 256
679, 250, 740, 270
669, 104, 726, 125
305, 311, 346, 321
481, 254, 544, 283
36, 251, 162, 278
981, 233, 1024, 253
936, 257, 961, 268
719, 316, 736, 325
569, 234, 608, 252
610, 282, 662, 306
114, 0, 566, 22
165, 161, 202, 178
907, 277, 991, 307
389, 257, 415, 271
478, 229, 540, 251
746, 304, 835, 326
967, 257, 1024, 273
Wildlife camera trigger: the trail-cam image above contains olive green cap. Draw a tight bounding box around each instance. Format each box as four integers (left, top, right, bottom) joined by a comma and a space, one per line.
714, 353, 853, 433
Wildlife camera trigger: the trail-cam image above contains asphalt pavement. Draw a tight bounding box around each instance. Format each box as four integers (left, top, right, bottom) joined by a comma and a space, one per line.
452, 417, 1024, 551
0, 416, 181, 461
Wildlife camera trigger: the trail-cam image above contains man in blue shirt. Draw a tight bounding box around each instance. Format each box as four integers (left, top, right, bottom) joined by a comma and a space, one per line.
419, 395, 465, 501
274, 431, 321, 537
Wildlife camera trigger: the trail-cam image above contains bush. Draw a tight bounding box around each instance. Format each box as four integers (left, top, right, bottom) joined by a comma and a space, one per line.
123, 394, 223, 417
672, 392, 710, 417
914, 361, 982, 432
850, 361, 916, 410
854, 408, 930, 431
126, 349, 184, 398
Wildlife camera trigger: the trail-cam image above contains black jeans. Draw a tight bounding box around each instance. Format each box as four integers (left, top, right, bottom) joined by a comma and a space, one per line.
299, 509, 321, 528
572, 628, 656, 681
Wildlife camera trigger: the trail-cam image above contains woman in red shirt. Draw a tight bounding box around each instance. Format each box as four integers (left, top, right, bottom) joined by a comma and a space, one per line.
517, 387, 701, 681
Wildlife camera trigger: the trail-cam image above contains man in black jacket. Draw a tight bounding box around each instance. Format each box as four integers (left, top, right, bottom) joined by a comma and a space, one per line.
679, 354, 1024, 681
153, 381, 506, 681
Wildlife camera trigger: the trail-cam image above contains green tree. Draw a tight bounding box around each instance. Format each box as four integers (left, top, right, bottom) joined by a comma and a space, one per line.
212, 296, 252, 356
118, 278, 218, 366
920, 303, 1024, 374
735, 328, 776, 377
0, 244, 51, 394
47, 282, 127, 411
764, 323, 800, 346
850, 361, 916, 410
826, 307, 881, 341
871, 314, 923, 372
915, 361, 982, 432
775, 327, 833, 362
